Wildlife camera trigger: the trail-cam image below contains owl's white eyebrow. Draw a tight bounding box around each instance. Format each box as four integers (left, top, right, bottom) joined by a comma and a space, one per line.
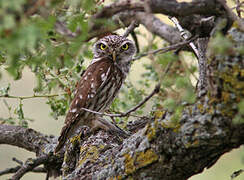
120, 41, 132, 47
97, 41, 108, 46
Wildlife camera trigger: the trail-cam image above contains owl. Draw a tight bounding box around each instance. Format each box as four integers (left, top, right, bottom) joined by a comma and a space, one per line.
54, 35, 136, 153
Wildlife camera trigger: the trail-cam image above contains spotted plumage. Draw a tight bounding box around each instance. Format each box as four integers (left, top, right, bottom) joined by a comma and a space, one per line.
55, 35, 136, 153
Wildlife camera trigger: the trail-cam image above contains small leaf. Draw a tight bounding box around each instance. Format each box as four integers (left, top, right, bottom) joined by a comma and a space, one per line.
237, 99, 244, 114
0, 84, 10, 96
163, 98, 176, 111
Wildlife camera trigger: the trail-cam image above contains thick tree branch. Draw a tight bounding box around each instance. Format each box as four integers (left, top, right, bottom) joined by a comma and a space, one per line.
134, 12, 181, 44
93, 0, 223, 19
0, 125, 51, 154
55, 11, 182, 47
0, 125, 62, 179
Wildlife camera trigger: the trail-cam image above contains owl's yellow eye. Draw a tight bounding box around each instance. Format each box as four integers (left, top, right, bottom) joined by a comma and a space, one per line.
100, 43, 107, 50
121, 43, 129, 50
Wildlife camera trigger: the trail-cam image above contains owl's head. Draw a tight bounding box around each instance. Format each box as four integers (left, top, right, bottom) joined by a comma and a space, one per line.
93, 35, 136, 63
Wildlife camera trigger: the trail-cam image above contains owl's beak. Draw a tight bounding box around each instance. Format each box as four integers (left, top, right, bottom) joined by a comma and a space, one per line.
112, 51, 116, 62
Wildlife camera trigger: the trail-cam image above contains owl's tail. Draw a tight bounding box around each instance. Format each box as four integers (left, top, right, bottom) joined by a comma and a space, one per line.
94, 117, 130, 138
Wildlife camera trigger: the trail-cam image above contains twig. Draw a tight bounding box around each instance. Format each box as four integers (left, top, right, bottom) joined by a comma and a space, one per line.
234, 0, 244, 17
131, 31, 140, 53
0, 93, 66, 100
55, 20, 78, 38
122, 83, 160, 115
217, 0, 244, 32
12, 155, 49, 180
231, 169, 244, 179
82, 84, 161, 118
122, 20, 139, 37
12, 158, 23, 165
169, 16, 199, 58
0, 166, 46, 176
132, 37, 196, 61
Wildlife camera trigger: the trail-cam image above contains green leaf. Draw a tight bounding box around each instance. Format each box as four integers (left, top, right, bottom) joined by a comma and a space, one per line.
46, 97, 69, 119
238, 99, 244, 114
16, 103, 24, 120
82, 0, 96, 11
3, 15, 16, 29
163, 98, 176, 111
175, 77, 189, 88
157, 52, 178, 67
209, 32, 233, 55
0, 84, 10, 96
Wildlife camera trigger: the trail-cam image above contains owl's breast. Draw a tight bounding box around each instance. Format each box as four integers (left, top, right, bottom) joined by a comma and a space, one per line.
87, 64, 125, 114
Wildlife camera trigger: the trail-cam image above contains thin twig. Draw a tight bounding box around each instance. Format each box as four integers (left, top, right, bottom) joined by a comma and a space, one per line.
12, 158, 23, 165
82, 84, 160, 118
12, 155, 49, 179
231, 169, 244, 179
234, 0, 244, 17
55, 20, 78, 38
132, 37, 196, 61
169, 16, 199, 58
0, 93, 66, 100
217, 0, 244, 32
123, 83, 160, 115
81, 108, 120, 117
123, 20, 139, 37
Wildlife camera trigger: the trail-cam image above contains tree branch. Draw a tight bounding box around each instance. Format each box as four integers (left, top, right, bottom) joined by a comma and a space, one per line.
169, 16, 199, 58
217, 0, 244, 32
81, 83, 161, 118
0, 165, 46, 176
0, 94, 66, 100
0, 125, 51, 154
12, 155, 49, 179
93, 0, 222, 19
122, 20, 139, 38
132, 37, 196, 61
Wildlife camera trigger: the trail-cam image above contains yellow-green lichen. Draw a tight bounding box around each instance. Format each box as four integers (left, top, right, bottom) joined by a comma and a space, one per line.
161, 121, 180, 133
184, 139, 200, 148
108, 175, 122, 180
221, 91, 230, 102
124, 149, 158, 176
136, 149, 159, 167
146, 124, 156, 141
69, 134, 81, 146
197, 103, 205, 114
154, 110, 166, 120
124, 153, 136, 175
79, 145, 100, 166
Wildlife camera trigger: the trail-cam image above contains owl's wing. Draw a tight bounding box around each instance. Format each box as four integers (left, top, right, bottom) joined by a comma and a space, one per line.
55, 58, 114, 153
